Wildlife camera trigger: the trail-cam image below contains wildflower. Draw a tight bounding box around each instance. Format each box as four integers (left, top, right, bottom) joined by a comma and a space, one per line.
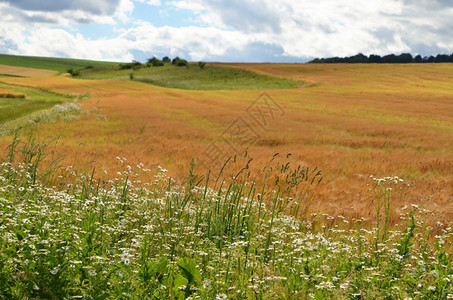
50, 268, 59, 275
339, 282, 349, 289
121, 252, 132, 264
216, 294, 228, 299
427, 286, 436, 291
88, 269, 97, 276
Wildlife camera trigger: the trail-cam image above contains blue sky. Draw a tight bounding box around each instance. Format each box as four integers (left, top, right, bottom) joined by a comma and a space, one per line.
0, 0, 452, 62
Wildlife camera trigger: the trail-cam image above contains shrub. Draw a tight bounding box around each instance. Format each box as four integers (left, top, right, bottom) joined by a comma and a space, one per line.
171, 56, 180, 64
147, 57, 164, 67
198, 61, 206, 69
119, 61, 142, 70
67, 68, 80, 77
173, 57, 189, 67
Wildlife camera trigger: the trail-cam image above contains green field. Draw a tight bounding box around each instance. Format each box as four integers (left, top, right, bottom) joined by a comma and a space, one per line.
0, 54, 118, 74
0, 54, 301, 90
0, 82, 76, 134
78, 63, 301, 90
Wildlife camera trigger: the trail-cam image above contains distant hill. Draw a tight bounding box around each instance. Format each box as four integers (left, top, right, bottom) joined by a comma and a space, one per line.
0, 54, 118, 73
309, 53, 453, 64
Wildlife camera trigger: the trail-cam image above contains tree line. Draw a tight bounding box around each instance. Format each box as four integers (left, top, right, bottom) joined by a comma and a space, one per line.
118, 56, 207, 71
309, 53, 453, 64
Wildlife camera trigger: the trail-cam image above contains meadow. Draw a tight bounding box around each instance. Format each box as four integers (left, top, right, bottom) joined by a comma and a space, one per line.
0, 130, 452, 299
0, 54, 117, 74
0, 56, 452, 298
77, 63, 301, 90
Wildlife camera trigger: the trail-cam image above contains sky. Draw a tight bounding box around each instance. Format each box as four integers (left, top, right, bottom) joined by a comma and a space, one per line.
0, 0, 452, 63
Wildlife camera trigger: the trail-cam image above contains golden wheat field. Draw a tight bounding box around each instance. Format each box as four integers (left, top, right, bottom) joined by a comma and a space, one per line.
1, 63, 452, 225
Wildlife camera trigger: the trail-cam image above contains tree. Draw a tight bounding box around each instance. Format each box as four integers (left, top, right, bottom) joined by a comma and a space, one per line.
369, 54, 382, 63
425, 56, 435, 63
435, 54, 451, 63
147, 57, 164, 67
396, 53, 413, 63
414, 55, 422, 63
381, 54, 397, 63
162, 56, 171, 63
348, 53, 368, 63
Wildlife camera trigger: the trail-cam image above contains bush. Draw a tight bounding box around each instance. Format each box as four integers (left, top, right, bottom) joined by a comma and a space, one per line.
67, 68, 80, 77
176, 60, 189, 67
198, 61, 206, 69
147, 57, 164, 67
119, 61, 142, 70
173, 57, 189, 67
171, 56, 180, 64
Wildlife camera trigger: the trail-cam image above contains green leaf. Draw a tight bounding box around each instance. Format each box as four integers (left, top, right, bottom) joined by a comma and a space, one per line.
314, 290, 326, 300
177, 257, 201, 285
173, 274, 188, 290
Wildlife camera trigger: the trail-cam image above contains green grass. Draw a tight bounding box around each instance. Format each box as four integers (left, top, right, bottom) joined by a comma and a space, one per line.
0, 83, 79, 134
0, 54, 300, 89
0, 98, 56, 123
0, 54, 118, 74
79, 63, 302, 90
0, 132, 452, 299
0, 83, 71, 123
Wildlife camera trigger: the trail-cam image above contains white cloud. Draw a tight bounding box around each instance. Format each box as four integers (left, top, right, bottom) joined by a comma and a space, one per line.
135, 0, 161, 6
168, 0, 453, 58
146, 0, 162, 6
0, 0, 452, 62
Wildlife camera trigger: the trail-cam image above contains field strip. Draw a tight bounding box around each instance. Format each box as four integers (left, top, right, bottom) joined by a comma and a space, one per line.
0, 64, 57, 77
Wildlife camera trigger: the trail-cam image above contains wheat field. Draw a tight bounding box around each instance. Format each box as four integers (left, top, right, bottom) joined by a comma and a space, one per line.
1, 63, 452, 225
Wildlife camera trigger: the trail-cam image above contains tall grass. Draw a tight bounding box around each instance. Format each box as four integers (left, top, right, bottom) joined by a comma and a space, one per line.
0, 131, 452, 299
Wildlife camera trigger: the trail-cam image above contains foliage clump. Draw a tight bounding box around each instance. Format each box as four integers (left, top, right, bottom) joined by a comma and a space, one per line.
172, 56, 189, 67
66, 68, 80, 77
119, 60, 142, 70
147, 57, 164, 67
